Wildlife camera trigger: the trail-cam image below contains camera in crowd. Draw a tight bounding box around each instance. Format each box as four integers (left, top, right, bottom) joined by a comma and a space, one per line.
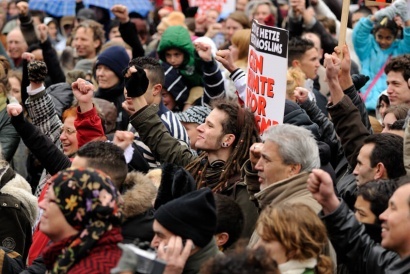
122, 240, 166, 274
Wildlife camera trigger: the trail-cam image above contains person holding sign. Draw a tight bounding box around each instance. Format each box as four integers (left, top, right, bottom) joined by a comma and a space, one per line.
352, 0, 410, 112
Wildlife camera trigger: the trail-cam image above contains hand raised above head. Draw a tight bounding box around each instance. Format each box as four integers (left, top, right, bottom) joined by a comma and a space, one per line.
123, 65, 149, 98
71, 78, 94, 105
307, 169, 340, 214
215, 49, 237, 73
111, 4, 130, 24
324, 53, 341, 82
194, 41, 212, 62
16, 1, 29, 16
113, 130, 135, 151
333, 45, 350, 76
37, 24, 49, 43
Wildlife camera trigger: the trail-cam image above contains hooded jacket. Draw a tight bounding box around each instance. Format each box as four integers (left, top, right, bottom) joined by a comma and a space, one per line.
121, 171, 156, 243
0, 162, 38, 263
157, 26, 203, 88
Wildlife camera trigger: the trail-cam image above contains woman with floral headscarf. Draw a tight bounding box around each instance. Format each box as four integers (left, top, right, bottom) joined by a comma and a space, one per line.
38, 167, 123, 273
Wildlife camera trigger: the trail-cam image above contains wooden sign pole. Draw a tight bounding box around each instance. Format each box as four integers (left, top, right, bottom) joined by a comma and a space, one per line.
338, 0, 350, 59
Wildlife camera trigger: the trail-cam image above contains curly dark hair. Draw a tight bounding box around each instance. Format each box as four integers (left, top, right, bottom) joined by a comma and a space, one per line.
385, 54, 410, 86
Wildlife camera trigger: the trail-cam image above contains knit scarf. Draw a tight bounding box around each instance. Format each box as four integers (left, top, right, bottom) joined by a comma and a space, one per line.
42, 227, 122, 273
183, 239, 220, 274
95, 82, 125, 111
254, 172, 320, 211
0, 93, 6, 112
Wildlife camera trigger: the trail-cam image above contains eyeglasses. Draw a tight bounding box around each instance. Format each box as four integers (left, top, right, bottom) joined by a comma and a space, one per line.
60, 127, 77, 135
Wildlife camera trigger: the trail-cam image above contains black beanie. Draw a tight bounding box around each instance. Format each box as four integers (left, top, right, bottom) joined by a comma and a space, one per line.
95, 46, 130, 79
154, 188, 217, 248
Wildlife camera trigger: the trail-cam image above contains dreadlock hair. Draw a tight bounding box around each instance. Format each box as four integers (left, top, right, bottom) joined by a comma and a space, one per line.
186, 99, 260, 191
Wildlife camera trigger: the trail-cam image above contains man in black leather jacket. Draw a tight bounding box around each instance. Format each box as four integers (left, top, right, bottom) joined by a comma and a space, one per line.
307, 168, 410, 274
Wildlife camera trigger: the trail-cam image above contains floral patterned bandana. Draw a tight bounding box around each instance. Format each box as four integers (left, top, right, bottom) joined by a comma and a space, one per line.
48, 167, 122, 273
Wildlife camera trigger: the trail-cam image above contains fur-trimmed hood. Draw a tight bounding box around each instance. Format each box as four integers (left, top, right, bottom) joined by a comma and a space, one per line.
122, 171, 157, 219
0, 163, 38, 226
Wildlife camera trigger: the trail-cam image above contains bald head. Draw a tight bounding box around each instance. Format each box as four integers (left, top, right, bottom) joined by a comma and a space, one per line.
7, 28, 28, 60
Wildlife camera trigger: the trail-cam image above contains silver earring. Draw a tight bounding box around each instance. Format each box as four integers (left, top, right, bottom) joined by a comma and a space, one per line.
222, 142, 229, 147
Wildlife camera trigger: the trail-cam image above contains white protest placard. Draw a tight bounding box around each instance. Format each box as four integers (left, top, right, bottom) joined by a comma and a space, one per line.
246, 20, 289, 135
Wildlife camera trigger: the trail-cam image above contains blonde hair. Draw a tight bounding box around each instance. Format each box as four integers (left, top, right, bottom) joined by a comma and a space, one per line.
257, 203, 332, 274
0, 56, 11, 95
231, 29, 251, 68
286, 67, 305, 101
369, 116, 383, 134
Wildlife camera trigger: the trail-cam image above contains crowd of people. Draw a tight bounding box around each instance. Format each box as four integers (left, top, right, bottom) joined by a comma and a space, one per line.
0, 0, 409, 273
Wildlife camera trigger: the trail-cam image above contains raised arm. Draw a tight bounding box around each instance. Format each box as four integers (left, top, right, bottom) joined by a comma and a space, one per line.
71, 78, 105, 148
326, 49, 370, 168
124, 66, 196, 166
25, 59, 62, 147
112, 5, 145, 58
194, 41, 225, 105
17, 1, 39, 46
8, 104, 71, 175
307, 169, 399, 274
37, 24, 66, 84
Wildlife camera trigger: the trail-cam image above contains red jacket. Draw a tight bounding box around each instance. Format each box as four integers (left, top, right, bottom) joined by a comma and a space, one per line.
28, 106, 105, 265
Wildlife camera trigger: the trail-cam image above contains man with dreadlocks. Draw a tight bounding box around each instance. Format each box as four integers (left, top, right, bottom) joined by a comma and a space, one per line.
123, 65, 260, 238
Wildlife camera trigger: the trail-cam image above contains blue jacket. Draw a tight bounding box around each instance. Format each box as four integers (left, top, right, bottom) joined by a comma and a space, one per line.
353, 17, 410, 110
